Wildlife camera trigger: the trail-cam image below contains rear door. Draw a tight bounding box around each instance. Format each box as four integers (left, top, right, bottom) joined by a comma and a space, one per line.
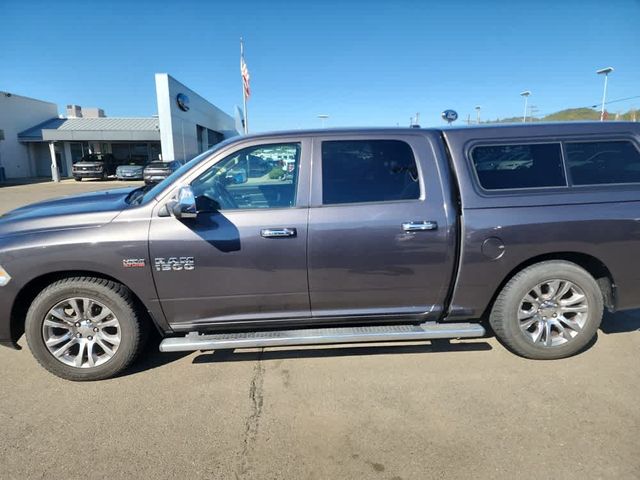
149, 138, 311, 329
307, 133, 456, 320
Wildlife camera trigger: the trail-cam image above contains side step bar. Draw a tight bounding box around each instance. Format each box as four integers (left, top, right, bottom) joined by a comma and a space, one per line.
159, 323, 486, 353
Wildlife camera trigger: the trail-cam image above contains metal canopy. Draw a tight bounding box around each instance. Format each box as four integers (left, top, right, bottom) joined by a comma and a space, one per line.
18, 117, 160, 142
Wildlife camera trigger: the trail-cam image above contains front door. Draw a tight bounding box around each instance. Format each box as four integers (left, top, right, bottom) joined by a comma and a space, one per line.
307, 135, 455, 320
149, 139, 311, 329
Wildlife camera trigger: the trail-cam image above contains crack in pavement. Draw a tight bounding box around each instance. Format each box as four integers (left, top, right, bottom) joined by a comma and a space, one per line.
236, 349, 265, 479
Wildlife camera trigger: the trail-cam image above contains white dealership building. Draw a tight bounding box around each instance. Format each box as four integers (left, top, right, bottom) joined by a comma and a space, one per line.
0, 74, 241, 180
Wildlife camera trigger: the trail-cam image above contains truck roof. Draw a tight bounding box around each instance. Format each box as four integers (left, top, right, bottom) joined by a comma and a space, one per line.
237, 121, 640, 141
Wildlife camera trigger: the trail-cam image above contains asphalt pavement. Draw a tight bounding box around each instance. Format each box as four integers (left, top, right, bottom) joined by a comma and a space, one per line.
0, 179, 638, 479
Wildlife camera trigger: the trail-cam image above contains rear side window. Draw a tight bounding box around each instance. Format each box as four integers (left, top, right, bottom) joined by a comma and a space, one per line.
321, 140, 420, 205
565, 140, 640, 185
471, 143, 566, 190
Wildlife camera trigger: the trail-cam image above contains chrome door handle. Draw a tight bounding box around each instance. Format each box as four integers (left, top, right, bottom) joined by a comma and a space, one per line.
402, 221, 438, 232
261, 228, 297, 238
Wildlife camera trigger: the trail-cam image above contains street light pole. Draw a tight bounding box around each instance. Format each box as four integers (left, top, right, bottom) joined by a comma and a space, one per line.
475, 106, 481, 124
520, 91, 531, 122
596, 67, 614, 121
317, 114, 329, 128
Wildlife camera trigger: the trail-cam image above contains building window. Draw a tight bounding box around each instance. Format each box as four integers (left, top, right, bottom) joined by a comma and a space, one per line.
471, 143, 566, 190
207, 129, 223, 149
321, 140, 420, 205
69, 143, 85, 163
196, 125, 205, 153
149, 142, 162, 161
111, 143, 131, 163
130, 143, 149, 164
565, 140, 640, 185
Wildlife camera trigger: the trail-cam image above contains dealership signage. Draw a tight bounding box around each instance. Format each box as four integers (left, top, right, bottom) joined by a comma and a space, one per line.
176, 93, 190, 112
441, 109, 458, 124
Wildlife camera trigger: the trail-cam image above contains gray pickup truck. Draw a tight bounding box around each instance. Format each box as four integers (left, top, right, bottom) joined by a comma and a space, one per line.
2, 122, 640, 381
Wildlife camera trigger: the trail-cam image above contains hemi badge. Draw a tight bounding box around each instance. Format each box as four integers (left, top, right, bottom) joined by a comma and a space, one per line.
123, 258, 146, 268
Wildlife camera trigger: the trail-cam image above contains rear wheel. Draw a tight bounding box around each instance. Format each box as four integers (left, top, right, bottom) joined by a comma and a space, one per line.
74, 177, 82, 182
25, 277, 146, 381
490, 261, 603, 359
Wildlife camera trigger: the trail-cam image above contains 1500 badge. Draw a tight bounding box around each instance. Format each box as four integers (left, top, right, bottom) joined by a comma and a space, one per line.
154, 256, 195, 272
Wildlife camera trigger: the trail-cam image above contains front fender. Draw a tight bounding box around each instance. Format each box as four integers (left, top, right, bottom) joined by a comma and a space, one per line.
0, 218, 170, 348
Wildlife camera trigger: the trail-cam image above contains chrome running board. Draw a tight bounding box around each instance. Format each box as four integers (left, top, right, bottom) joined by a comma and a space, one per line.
159, 322, 486, 353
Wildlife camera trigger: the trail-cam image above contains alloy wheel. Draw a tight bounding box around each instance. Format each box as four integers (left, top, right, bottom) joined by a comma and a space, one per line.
518, 279, 589, 347
42, 297, 121, 368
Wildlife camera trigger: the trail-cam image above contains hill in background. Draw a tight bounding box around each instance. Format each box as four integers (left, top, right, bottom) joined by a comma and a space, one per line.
486, 107, 639, 124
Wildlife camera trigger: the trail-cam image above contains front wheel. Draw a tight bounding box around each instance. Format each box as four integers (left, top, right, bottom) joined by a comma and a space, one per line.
25, 277, 146, 381
490, 260, 603, 359
74, 177, 82, 182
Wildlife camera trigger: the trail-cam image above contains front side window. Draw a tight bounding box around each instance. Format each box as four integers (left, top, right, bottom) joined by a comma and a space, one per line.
321, 140, 420, 205
191, 143, 301, 211
565, 140, 640, 185
471, 143, 566, 190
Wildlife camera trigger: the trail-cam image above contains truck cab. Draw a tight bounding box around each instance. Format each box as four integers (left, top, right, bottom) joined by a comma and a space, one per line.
147, 131, 457, 329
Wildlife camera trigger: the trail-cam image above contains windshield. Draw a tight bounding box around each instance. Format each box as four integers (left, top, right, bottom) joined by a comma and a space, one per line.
138, 138, 239, 205
75, 154, 111, 164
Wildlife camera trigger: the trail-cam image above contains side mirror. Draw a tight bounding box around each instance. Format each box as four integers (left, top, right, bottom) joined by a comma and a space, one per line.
169, 185, 197, 219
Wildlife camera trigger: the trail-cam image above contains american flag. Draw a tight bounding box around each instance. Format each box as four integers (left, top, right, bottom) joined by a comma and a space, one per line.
241, 43, 250, 99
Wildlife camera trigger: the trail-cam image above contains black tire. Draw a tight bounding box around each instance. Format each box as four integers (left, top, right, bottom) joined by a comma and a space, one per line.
489, 260, 603, 360
25, 277, 146, 381
74, 177, 82, 182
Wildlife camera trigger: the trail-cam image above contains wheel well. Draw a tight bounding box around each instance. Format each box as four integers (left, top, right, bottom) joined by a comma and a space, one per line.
482, 252, 616, 319
10, 270, 151, 346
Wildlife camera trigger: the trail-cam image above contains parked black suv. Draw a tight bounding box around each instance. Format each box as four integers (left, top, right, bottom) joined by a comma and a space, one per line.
72, 154, 118, 181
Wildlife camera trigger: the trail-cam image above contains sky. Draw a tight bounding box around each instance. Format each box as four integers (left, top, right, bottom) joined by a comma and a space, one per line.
1, 0, 639, 131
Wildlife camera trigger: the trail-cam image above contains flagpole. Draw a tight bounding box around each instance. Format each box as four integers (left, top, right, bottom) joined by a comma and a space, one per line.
243, 89, 248, 135
240, 38, 249, 134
